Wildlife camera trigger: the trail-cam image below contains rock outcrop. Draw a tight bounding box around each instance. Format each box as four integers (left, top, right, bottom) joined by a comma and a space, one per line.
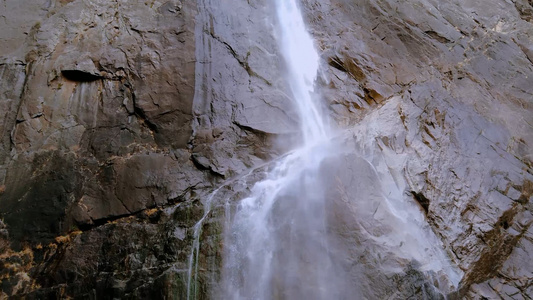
0, 0, 531, 298
304, 0, 533, 297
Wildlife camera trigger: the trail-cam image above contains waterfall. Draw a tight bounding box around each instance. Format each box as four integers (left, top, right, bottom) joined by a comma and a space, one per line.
276, 0, 327, 145
197, 0, 463, 298
220, 0, 344, 299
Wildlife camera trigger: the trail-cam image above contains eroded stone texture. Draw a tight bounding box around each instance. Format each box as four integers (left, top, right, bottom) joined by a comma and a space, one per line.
0, 0, 212, 297
0, 0, 532, 298
189, 0, 299, 178
302, 0, 533, 297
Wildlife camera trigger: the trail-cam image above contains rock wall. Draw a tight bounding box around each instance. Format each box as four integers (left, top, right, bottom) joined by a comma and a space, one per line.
302, 0, 533, 297
0, 0, 289, 297
0, 0, 532, 298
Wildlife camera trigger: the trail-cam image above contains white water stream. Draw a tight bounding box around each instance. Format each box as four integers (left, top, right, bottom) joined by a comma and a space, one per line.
187, 0, 462, 299
220, 0, 342, 298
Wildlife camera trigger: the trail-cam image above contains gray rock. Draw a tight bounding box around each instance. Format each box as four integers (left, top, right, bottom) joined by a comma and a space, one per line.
0, 0, 532, 298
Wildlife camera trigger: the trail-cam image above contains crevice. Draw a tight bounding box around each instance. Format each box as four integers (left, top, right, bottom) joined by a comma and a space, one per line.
411, 191, 430, 214
134, 106, 159, 133
424, 30, 451, 43
514, 0, 533, 23
151, 108, 181, 119
75, 190, 192, 233
128, 84, 158, 135
328, 56, 347, 72
205, 30, 272, 86
363, 87, 384, 104
327, 55, 367, 82
513, 38, 533, 66
61, 70, 102, 82
233, 121, 276, 136
5, 62, 31, 163
115, 194, 133, 216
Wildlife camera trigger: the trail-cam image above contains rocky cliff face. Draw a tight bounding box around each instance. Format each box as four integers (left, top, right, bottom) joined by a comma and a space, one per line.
0, 0, 532, 299
305, 0, 533, 298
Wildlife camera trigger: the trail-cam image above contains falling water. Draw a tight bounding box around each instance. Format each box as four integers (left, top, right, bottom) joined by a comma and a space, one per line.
220, 0, 343, 299
275, 0, 327, 145
200, 0, 463, 298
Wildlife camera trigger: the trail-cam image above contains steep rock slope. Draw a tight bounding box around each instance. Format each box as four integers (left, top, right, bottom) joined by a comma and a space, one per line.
302, 0, 533, 297
0, 0, 531, 298
0, 0, 289, 297
0, 0, 207, 297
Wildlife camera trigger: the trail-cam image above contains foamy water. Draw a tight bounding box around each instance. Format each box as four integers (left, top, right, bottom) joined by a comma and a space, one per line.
220, 0, 338, 298
186, 0, 463, 298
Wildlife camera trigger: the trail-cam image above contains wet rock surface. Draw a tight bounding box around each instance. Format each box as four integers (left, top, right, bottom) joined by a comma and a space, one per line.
301, 0, 533, 297
0, 0, 532, 298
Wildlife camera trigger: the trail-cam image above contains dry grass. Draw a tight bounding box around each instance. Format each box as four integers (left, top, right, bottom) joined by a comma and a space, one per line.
54, 235, 70, 244
145, 208, 159, 217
